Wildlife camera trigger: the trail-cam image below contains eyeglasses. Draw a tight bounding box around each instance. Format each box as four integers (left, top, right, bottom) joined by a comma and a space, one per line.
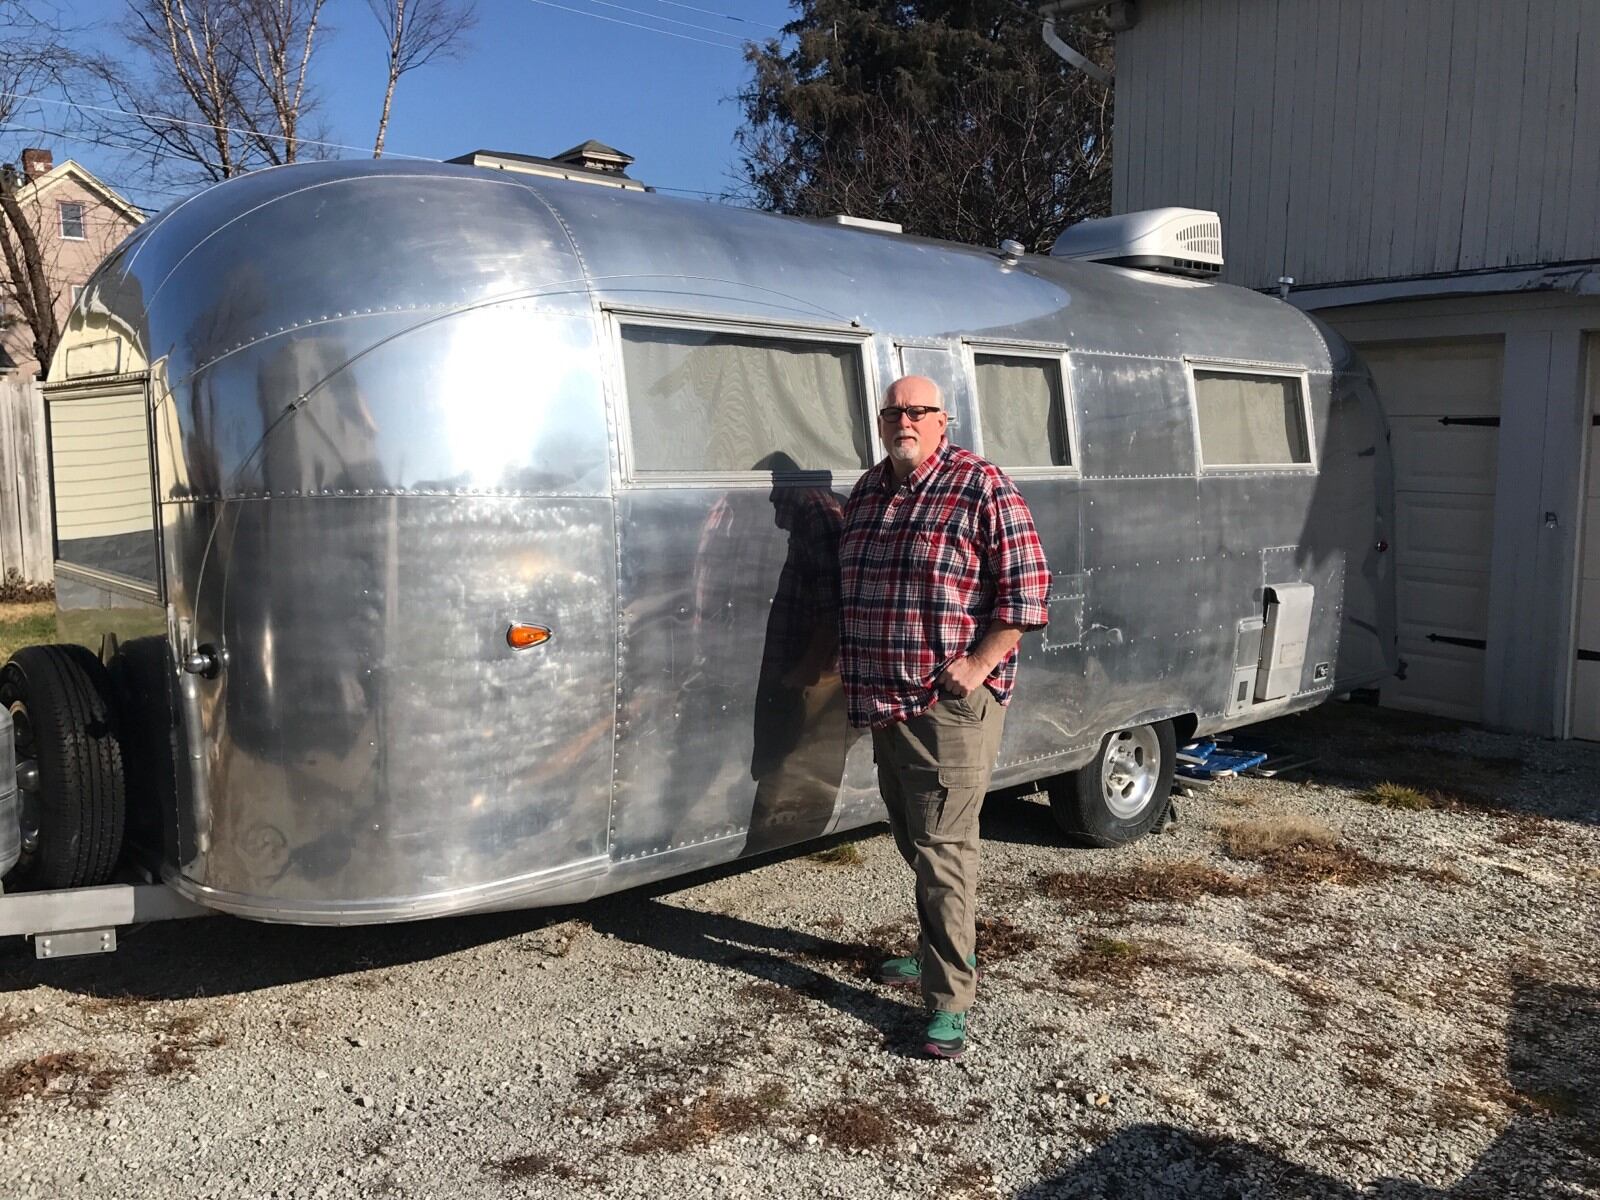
877, 405, 943, 423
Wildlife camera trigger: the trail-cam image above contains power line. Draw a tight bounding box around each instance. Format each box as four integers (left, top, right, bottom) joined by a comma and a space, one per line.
581, 0, 753, 42
643, 0, 785, 32
522, 0, 744, 50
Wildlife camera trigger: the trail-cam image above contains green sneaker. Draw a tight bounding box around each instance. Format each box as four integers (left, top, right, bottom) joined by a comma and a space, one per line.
874, 953, 979, 988
875, 956, 922, 986
923, 1010, 968, 1059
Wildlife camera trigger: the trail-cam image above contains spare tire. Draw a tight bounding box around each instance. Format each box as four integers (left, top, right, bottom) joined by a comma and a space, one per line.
2, 644, 127, 890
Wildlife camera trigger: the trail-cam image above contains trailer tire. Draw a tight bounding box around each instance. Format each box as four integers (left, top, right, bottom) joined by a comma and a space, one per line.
1, 644, 127, 890
1048, 720, 1176, 848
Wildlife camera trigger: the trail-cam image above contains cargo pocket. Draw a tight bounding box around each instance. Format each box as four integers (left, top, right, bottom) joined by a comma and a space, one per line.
937, 765, 985, 790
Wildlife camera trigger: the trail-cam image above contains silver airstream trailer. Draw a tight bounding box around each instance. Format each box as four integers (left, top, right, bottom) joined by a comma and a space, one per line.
0, 160, 1395, 951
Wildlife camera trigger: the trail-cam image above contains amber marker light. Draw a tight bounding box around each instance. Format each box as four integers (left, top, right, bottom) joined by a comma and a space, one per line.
506, 622, 553, 651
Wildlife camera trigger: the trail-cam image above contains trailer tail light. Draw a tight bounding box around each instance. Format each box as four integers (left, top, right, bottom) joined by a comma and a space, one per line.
507, 623, 552, 651
1376, 539, 1389, 553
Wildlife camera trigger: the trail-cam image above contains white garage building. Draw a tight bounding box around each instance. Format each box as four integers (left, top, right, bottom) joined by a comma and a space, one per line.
1060, 0, 1600, 738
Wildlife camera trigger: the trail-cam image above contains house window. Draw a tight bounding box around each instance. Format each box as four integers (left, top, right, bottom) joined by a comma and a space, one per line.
618, 322, 871, 474
1192, 369, 1312, 467
973, 352, 1072, 468
58, 201, 86, 240
70, 285, 84, 307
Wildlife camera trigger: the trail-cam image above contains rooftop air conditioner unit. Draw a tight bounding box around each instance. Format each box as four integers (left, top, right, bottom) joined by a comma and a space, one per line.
1049, 207, 1223, 278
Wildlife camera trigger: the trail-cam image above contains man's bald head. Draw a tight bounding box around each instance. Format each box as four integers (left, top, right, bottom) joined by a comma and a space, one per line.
885, 375, 943, 411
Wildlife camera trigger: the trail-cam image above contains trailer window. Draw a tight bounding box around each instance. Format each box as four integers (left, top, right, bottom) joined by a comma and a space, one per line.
974, 353, 1070, 467
1193, 370, 1311, 467
46, 381, 159, 588
619, 325, 870, 474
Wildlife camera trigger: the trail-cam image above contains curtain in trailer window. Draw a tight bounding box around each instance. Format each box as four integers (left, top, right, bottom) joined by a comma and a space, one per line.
975, 354, 1069, 467
620, 326, 870, 473
1194, 371, 1310, 466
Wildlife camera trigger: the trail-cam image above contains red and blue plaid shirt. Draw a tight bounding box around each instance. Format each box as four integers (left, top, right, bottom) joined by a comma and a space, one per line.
839, 440, 1050, 729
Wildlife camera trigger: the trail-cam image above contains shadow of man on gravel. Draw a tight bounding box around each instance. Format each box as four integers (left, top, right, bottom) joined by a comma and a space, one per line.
1013, 973, 1599, 1199
586, 894, 930, 1058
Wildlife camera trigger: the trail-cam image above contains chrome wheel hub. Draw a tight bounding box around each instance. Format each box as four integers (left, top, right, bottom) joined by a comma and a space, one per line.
1101, 725, 1161, 820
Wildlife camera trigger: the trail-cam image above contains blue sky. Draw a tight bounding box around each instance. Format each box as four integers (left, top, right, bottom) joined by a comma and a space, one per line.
31, 0, 799, 212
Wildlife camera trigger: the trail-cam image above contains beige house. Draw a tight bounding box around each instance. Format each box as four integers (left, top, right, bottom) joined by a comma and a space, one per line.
0, 149, 144, 378
1057, 0, 1600, 740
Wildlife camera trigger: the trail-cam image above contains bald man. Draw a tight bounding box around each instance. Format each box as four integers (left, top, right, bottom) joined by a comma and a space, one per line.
838, 375, 1050, 1058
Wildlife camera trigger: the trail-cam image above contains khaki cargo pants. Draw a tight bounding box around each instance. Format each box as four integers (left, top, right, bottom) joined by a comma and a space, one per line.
871, 685, 1007, 1013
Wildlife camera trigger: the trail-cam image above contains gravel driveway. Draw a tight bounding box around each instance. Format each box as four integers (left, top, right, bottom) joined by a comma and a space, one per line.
2, 702, 1597, 1199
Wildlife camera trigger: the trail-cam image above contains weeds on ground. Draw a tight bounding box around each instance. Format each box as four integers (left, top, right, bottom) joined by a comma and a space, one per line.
1362, 781, 1438, 810
975, 915, 1042, 963
487, 1151, 604, 1184
809, 842, 864, 867
627, 1081, 790, 1153
1221, 815, 1336, 855
1221, 816, 1405, 886
1053, 935, 1223, 998
736, 980, 810, 1017
1039, 860, 1262, 914
0, 1051, 126, 1118
0, 571, 52, 604
797, 1098, 898, 1151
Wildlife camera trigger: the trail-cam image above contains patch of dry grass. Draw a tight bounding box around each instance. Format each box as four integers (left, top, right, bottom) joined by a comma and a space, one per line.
1220, 816, 1406, 887
975, 915, 1042, 963
487, 1152, 604, 1184
797, 1098, 899, 1151
1220, 815, 1337, 856
626, 1081, 790, 1153
809, 842, 864, 867
1039, 860, 1262, 914
0, 1011, 32, 1040
1, 1051, 126, 1118
1362, 781, 1438, 810
1054, 935, 1224, 997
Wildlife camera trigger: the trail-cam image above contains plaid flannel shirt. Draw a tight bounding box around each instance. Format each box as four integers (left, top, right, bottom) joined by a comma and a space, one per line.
839, 440, 1050, 729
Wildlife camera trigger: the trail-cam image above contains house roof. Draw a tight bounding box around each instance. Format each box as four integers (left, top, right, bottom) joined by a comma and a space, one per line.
18, 160, 146, 226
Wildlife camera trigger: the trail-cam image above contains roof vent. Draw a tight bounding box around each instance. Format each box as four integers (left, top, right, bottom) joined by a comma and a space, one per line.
832, 214, 903, 234
1050, 207, 1222, 277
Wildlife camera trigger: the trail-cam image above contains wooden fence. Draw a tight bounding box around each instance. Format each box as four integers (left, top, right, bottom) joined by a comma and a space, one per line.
0, 377, 53, 585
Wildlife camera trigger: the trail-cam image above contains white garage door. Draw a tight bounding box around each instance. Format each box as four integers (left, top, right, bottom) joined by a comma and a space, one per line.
1358, 338, 1502, 722
1573, 335, 1600, 742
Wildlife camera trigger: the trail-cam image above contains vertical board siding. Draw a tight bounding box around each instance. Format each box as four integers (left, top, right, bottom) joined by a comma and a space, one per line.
1114, 0, 1600, 289
1562, 4, 1600, 262
0, 379, 54, 585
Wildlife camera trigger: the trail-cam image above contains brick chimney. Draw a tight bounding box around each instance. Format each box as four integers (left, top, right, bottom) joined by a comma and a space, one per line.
21, 148, 52, 179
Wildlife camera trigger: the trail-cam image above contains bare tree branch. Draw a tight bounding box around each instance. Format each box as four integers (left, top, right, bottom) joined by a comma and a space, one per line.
366, 0, 475, 159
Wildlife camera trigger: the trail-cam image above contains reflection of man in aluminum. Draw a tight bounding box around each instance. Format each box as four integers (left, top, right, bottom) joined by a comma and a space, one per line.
744, 453, 849, 856
838, 376, 1050, 1059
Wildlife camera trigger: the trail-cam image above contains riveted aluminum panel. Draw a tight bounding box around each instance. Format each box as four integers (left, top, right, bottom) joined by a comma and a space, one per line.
609, 485, 865, 863
164, 494, 616, 921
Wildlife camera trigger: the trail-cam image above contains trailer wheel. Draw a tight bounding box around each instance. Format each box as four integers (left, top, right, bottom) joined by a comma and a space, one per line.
1048, 720, 1176, 848
1, 644, 126, 890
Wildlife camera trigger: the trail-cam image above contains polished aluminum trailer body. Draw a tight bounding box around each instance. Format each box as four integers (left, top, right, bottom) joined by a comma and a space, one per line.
41, 160, 1395, 925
